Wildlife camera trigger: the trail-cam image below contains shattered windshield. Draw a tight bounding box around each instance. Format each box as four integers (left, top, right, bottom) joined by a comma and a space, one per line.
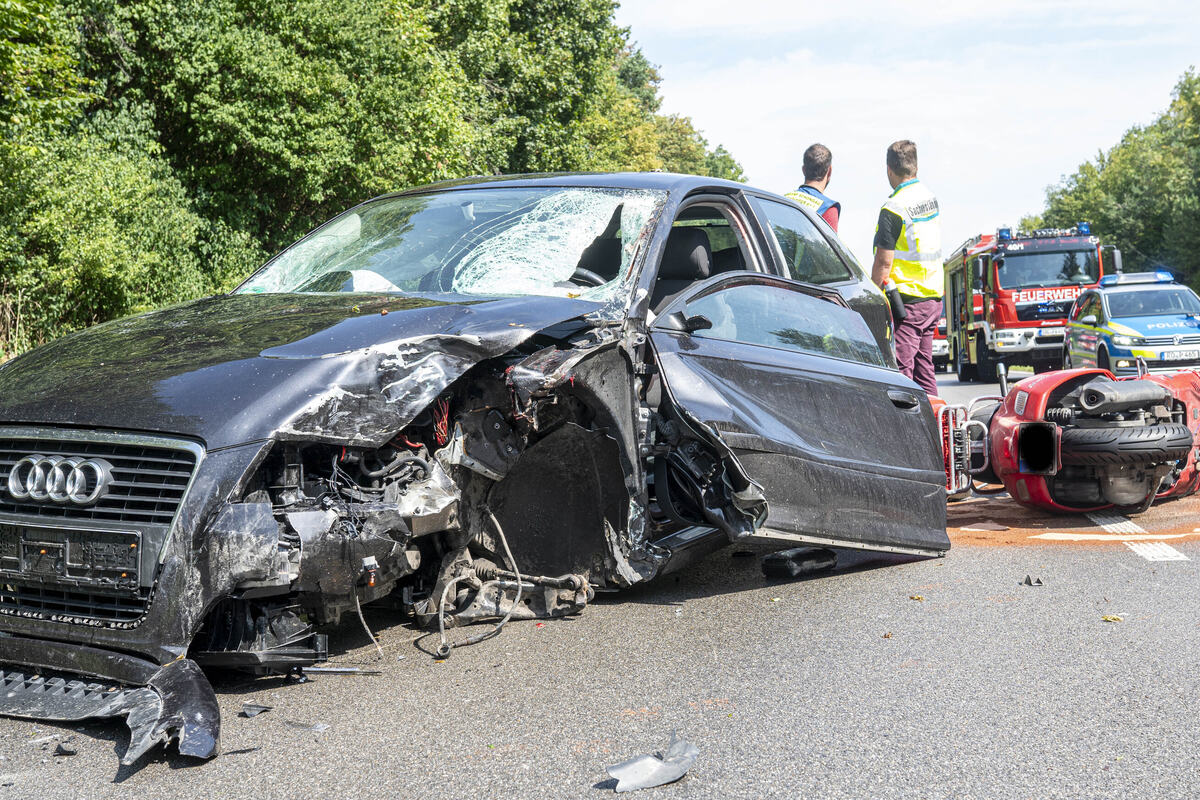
996, 249, 1099, 290
236, 187, 666, 302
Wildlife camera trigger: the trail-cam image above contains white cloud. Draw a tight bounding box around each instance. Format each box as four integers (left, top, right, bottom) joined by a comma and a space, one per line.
616, 0, 1199, 264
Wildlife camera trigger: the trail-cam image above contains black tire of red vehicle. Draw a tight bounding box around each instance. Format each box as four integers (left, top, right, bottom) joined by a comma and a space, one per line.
1058, 423, 1194, 466
975, 334, 998, 383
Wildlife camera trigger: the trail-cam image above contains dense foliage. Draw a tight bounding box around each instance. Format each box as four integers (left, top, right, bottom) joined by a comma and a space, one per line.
1033, 69, 1200, 287
0, 0, 743, 356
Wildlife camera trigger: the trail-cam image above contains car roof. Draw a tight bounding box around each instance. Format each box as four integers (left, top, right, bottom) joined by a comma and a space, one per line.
379, 171, 781, 201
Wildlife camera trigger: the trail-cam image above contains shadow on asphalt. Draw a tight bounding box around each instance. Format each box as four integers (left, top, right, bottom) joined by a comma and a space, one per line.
596, 541, 930, 607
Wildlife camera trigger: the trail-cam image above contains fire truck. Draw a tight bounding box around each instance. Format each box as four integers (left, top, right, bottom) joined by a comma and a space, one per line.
943, 223, 1121, 382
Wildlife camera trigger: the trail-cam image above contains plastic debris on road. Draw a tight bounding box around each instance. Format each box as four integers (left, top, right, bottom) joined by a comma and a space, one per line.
1021, 575, 1044, 586
239, 703, 273, 718
606, 731, 699, 793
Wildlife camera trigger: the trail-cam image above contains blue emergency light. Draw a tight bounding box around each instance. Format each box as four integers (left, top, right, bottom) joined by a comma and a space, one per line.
997, 226, 1012, 241
1076, 221, 1091, 234
1099, 270, 1174, 287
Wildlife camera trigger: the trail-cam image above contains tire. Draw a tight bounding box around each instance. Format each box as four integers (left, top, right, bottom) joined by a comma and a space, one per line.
969, 400, 1001, 484
956, 346, 977, 382
1097, 346, 1111, 372
1059, 422, 1194, 466
976, 334, 999, 383
1062, 347, 1073, 370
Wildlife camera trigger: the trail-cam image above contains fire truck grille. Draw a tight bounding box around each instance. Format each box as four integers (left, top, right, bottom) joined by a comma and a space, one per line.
1016, 302, 1072, 321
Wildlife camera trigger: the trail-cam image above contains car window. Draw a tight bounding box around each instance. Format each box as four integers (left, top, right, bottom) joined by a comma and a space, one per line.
671, 204, 751, 273
751, 198, 853, 284
1077, 294, 1099, 321
1070, 294, 1089, 320
681, 281, 887, 367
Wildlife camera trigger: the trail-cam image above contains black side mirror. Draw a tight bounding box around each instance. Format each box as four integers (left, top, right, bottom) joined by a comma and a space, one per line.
663, 310, 713, 334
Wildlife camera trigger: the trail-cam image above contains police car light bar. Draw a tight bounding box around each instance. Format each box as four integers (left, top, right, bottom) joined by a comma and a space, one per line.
1098, 270, 1174, 287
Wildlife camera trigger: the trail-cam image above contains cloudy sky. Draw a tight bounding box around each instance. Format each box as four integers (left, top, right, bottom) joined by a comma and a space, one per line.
614, 0, 1199, 265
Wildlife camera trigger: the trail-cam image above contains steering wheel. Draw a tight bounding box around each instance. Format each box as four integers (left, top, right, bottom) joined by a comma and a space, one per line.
570, 267, 606, 287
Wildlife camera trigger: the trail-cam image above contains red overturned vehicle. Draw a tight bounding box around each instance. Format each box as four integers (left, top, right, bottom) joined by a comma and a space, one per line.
936, 367, 1200, 513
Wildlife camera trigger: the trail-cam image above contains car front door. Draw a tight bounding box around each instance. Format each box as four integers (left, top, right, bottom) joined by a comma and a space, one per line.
649, 273, 949, 556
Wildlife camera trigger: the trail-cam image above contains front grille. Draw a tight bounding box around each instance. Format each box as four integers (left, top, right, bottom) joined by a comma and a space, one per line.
0, 436, 197, 525
0, 581, 150, 626
1142, 334, 1200, 346
1016, 302, 1072, 321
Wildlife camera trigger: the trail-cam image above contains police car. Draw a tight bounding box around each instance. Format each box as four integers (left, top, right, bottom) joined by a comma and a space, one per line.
1064, 271, 1200, 375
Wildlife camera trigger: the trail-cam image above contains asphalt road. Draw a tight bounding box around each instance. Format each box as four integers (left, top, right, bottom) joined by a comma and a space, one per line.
2, 367, 1198, 799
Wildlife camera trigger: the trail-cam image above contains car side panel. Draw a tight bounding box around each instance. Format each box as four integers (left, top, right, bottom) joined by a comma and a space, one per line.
651, 331, 949, 553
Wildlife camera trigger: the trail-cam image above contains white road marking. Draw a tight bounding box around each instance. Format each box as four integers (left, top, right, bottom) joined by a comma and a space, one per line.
1030, 532, 1193, 541
1087, 512, 1148, 535
1124, 541, 1190, 561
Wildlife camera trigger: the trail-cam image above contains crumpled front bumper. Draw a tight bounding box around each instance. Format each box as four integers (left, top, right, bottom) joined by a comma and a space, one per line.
0, 634, 219, 764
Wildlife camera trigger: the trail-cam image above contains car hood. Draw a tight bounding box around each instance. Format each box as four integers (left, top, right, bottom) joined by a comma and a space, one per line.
0, 293, 600, 449
1110, 314, 1200, 337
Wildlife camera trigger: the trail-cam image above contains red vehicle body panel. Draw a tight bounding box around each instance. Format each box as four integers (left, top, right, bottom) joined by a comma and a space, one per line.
936, 369, 1200, 511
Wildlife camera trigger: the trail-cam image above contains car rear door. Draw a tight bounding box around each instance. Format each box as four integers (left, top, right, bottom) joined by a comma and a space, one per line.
649, 273, 949, 555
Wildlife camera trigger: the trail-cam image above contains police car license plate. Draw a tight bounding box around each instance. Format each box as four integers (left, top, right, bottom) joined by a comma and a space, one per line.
1163, 349, 1200, 361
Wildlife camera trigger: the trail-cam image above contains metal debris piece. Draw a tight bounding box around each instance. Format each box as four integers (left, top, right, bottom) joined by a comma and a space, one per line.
1021, 575, 1044, 587
606, 731, 699, 793
761, 547, 836, 580
302, 667, 381, 675
239, 703, 273, 718
53, 740, 77, 757
961, 520, 1010, 532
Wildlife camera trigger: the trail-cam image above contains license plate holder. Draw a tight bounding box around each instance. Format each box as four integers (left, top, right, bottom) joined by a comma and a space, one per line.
0, 523, 140, 585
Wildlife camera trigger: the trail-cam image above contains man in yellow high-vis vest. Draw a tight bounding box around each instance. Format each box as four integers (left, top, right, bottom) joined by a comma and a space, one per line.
871, 140, 942, 395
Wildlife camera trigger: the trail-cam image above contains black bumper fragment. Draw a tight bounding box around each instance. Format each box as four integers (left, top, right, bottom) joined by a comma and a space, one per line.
0, 637, 219, 764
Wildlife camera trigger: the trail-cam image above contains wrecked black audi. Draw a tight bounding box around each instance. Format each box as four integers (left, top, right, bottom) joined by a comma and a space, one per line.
0, 173, 949, 762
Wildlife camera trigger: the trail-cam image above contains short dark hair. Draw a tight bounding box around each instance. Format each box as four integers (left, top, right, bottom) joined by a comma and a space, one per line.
886, 140, 918, 178
802, 143, 832, 182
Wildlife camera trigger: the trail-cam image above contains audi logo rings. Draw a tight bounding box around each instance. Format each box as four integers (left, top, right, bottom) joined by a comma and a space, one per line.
6, 455, 114, 506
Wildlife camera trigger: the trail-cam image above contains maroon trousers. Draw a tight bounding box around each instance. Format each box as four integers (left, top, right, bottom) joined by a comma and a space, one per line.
893, 296, 941, 396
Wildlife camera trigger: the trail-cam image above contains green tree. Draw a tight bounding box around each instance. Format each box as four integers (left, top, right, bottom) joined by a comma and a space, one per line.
69, 0, 477, 251
0, 127, 262, 356
0, 0, 89, 134
1039, 69, 1200, 285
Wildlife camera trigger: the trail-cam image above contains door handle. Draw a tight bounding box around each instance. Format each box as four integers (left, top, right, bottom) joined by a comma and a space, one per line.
887, 389, 920, 410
